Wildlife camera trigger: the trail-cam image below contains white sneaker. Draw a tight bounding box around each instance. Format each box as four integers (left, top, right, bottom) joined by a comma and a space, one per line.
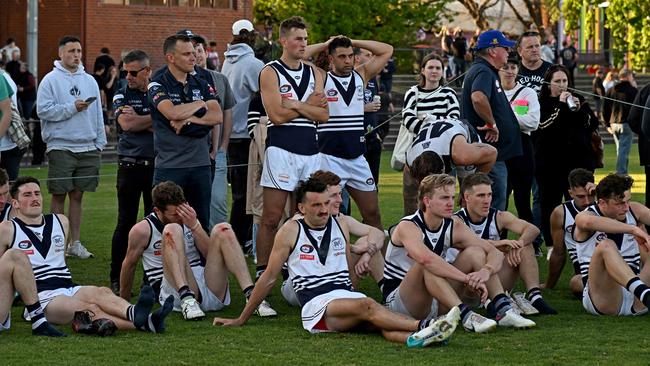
66, 241, 94, 259
497, 308, 536, 329
253, 299, 278, 317
180, 297, 205, 320
510, 292, 539, 316
546, 247, 553, 261
462, 311, 497, 333
407, 306, 460, 348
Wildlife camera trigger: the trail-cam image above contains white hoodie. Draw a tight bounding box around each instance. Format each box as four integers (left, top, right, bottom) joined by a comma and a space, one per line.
37, 60, 106, 152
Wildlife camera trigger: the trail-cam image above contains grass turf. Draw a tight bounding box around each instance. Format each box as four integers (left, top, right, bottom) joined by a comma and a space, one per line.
3, 144, 650, 365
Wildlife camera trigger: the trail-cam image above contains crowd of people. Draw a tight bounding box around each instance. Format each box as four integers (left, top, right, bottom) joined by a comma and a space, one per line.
1, 16, 650, 347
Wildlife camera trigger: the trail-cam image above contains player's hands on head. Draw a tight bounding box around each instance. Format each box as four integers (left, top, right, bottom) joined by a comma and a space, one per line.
176, 203, 198, 228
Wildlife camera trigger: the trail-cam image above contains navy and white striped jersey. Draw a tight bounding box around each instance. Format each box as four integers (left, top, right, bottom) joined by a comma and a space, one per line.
287, 216, 352, 307
264, 60, 318, 156
318, 70, 365, 158
575, 204, 640, 285
562, 200, 581, 275
382, 210, 453, 301
1, 203, 11, 221
10, 214, 72, 292
454, 207, 501, 240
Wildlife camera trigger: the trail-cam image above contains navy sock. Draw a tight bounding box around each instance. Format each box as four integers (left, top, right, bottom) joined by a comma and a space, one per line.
132, 285, 154, 328
626, 277, 650, 307
377, 279, 385, 293
526, 287, 542, 303
458, 303, 471, 323
256, 265, 267, 281
178, 285, 195, 301
243, 285, 254, 299
493, 293, 511, 317
25, 302, 46, 330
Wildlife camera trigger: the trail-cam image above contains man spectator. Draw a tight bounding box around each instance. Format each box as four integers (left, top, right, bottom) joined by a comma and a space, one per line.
94, 47, 115, 76
36, 35, 107, 259
207, 41, 221, 71
540, 34, 557, 64
109, 49, 155, 295
0, 61, 23, 181
5, 50, 21, 82
602, 68, 637, 174
460, 30, 522, 211
592, 69, 605, 119
193, 36, 236, 229
560, 39, 578, 86
148, 34, 222, 230
379, 56, 396, 95
94, 48, 117, 115
451, 28, 468, 85
516, 31, 552, 93
628, 82, 650, 205
221, 19, 264, 247
16, 62, 36, 117
0, 38, 20, 63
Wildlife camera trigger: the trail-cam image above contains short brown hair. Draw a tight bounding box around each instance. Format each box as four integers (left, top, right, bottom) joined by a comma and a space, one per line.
460, 172, 493, 198
152, 181, 186, 210
410, 151, 445, 182
418, 174, 456, 211
280, 16, 307, 38
596, 174, 634, 201
311, 170, 341, 187
0, 168, 8, 187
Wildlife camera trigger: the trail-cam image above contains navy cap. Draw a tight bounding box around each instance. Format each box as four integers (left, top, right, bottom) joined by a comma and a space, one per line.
474, 30, 516, 50
177, 29, 196, 38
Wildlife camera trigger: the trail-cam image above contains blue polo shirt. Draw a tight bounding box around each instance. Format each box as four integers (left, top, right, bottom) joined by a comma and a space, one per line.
461, 57, 522, 161
113, 86, 154, 159
148, 68, 217, 168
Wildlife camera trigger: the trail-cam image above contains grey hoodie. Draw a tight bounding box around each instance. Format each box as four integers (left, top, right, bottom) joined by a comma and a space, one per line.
221, 43, 264, 139
37, 60, 106, 152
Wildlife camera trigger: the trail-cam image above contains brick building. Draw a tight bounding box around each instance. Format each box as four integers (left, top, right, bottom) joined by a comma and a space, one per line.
0, 0, 253, 79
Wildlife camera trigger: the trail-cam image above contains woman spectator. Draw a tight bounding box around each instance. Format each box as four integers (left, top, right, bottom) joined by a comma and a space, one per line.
401, 53, 460, 214
535, 64, 599, 251
15, 61, 36, 117
603, 70, 618, 93
499, 55, 539, 228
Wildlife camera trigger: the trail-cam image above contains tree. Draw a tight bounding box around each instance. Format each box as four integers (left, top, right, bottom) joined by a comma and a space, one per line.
253, 0, 453, 46
562, 0, 650, 69
455, 0, 500, 30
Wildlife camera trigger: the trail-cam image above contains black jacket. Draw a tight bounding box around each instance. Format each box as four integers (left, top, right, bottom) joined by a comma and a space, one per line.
602, 80, 638, 126
629, 83, 650, 165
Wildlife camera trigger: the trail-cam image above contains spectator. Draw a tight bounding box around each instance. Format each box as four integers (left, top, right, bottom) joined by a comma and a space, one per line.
451, 27, 468, 85
0, 59, 23, 181
29, 105, 46, 166
207, 41, 221, 71
603, 70, 618, 93
5, 50, 21, 82
460, 30, 522, 212
379, 56, 396, 94
401, 53, 460, 214
628, 82, 650, 206
94, 48, 117, 115
439, 26, 455, 79
540, 34, 557, 64
221, 19, 264, 246
0, 38, 20, 63
36, 35, 107, 259
94, 47, 115, 74
499, 55, 539, 232
591, 69, 605, 119
0, 70, 13, 180
535, 64, 599, 253
559, 39, 578, 86
516, 31, 552, 93
602, 68, 637, 174
16, 62, 36, 118
148, 33, 222, 230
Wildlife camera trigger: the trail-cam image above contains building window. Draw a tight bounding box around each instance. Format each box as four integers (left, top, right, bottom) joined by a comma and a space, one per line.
101, 0, 234, 8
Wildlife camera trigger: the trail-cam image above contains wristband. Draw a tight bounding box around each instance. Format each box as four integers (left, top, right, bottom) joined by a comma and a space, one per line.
190, 220, 200, 231
485, 122, 494, 128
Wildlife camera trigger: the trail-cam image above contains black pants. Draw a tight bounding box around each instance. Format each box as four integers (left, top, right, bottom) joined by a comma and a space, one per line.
0, 146, 25, 181
646, 166, 650, 207
30, 123, 46, 165
506, 134, 534, 223
110, 159, 155, 283
228, 138, 252, 245
364, 139, 382, 187
536, 165, 572, 249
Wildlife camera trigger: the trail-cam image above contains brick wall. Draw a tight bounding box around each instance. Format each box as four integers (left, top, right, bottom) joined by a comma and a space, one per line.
0, 0, 251, 79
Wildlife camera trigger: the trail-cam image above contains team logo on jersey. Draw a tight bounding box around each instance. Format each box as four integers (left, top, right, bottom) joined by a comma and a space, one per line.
294, 75, 301, 80
356, 86, 363, 98
184, 230, 194, 244
332, 238, 344, 250
342, 81, 348, 86
192, 89, 202, 101
18, 240, 34, 255
153, 240, 162, 255
53, 235, 65, 252
566, 226, 574, 234
279, 84, 292, 94
596, 233, 607, 242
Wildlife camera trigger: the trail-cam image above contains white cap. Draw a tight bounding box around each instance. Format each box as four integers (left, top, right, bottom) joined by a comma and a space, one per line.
232, 19, 254, 35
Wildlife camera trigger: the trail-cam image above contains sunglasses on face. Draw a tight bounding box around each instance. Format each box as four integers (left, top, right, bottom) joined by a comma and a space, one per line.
125, 67, 148, 77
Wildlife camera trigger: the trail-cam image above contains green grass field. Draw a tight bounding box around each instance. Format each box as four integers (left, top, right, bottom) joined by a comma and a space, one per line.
3, 144, 650, 365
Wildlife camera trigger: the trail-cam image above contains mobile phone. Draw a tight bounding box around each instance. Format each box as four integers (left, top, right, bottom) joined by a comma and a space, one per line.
85, 96, 97, 104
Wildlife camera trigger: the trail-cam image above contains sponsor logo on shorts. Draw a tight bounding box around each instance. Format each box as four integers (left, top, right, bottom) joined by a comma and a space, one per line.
365, 178, 374, 185
300, 244, 314, 253
279, 174, 290, 183
300, 254, 315, 260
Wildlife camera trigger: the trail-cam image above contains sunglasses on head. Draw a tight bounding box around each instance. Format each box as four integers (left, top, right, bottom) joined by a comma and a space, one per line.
521, 31, 540, 37
125, 66, 148, 77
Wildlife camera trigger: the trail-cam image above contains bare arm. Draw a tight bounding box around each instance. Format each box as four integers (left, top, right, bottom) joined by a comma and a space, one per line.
120, 222, 150, 300
451, 137, 497, 173
470, 91, 499, 142
219, 108, 233, 151
352, 39, 393, 84
575, 210, 650, 252
175, 203, 211, 256
452, 217, 504, 275
116, 107, 152, 132
497, 211, 539, 246
156, 99, 206, 122
213, 221, 295, 326
0, 98, 10, 138
185, 99, 222, 126
545, 206, 567, 289
0, 221, 14, 256
343, 215, 384, 255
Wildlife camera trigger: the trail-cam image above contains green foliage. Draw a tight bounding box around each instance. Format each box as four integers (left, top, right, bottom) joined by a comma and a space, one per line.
545, 0, 561, 24
253, 0, 451, 46
561, 0, 585, 33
